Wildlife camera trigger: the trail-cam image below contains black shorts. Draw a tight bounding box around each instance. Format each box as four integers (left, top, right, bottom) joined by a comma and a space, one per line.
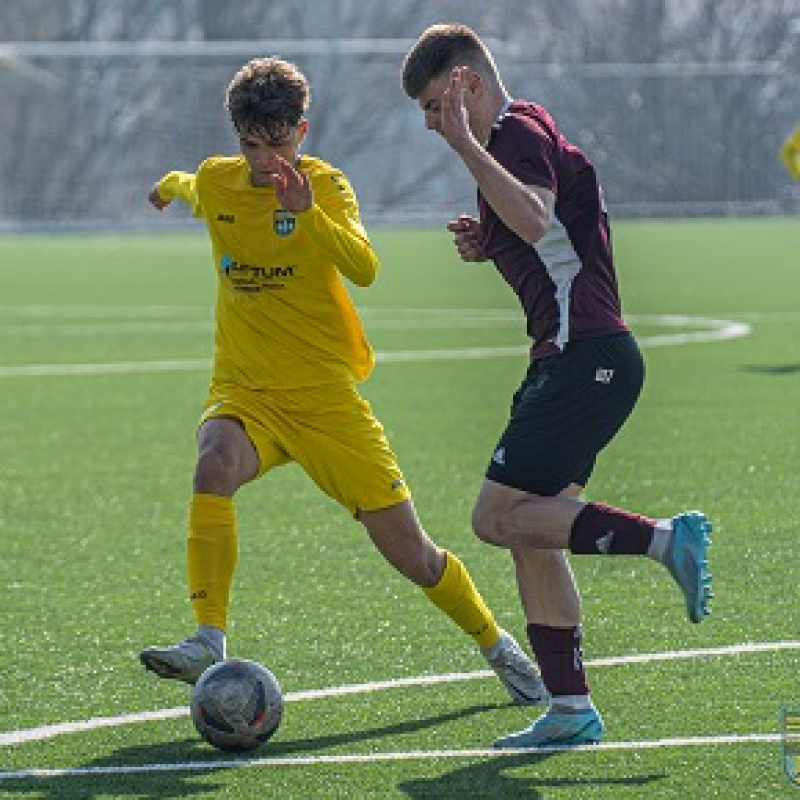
485, 333, 645, 496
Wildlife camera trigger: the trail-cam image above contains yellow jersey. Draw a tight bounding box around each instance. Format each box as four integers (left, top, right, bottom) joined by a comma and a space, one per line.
157, 155, 378, 389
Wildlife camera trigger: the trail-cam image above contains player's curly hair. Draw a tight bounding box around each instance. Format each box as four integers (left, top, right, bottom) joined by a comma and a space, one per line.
226, 57, 309, 143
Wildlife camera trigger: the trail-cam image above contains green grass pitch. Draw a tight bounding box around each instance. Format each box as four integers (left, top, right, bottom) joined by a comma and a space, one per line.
1, 218, 799, 798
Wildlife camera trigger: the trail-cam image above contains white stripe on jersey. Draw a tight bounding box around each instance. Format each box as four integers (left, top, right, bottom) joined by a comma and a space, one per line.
533, 219, 582, 349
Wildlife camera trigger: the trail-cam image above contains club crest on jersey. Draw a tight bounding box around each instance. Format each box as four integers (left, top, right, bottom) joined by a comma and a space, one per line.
273, 209, 296, 237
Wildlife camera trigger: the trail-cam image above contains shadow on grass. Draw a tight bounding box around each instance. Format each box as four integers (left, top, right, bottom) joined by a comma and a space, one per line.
0, 703, 506, 798
0, 739, 225, 800
742, 363, 800, 375
267, 701, 504, 756
397, 752, 666, 798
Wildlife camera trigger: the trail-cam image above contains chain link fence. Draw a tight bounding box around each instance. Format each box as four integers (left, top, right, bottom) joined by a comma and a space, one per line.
1, 28, 798, 228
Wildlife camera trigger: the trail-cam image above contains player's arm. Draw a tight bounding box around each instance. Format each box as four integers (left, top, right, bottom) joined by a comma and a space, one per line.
269, 155, 378, 287
450, 141, 554, 246
298, 203, 378, 287
463, 155, 554, 245
439, 67, 554, 244
780, 124, 800, 180
148, 171, 203, 216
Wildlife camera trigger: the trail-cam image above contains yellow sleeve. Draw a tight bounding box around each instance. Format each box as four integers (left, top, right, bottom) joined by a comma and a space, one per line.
780, 125, 800, 180
156, 171, 204, 216
296, 203, 379, 287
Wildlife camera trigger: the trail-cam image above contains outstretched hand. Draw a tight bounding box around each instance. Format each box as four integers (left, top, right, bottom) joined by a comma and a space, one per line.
266, 155, 313, 213
148, 184, 170, 210
446, 214, 486, 262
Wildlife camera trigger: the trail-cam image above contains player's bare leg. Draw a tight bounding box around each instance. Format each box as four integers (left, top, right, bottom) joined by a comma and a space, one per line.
473, 480, 710, 746
473, 480, 711, 622
511, 547, 581, 628
359, 500, 548, 705
510, 484, 584, 629
358, 498, 444, 587
496, 484, 603, 746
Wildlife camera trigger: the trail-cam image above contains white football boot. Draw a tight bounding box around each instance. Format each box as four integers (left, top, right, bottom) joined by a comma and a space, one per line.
482, 629, 550, 706
139, 635, 221, 685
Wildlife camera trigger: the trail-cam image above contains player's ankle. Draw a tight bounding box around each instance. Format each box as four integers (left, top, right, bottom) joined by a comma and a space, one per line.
197, 625, 226, 659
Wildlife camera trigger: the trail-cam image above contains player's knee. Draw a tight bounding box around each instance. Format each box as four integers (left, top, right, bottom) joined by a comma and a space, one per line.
473, 500, 532, 547
471, 503, 505, 546
194, 442, 239, 494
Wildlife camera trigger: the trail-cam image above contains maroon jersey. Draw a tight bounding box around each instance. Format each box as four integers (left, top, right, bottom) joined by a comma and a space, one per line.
480, 100, 629, 359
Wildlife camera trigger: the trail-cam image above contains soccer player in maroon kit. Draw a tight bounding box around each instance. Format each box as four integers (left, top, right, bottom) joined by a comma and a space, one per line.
402, 24, 712, 748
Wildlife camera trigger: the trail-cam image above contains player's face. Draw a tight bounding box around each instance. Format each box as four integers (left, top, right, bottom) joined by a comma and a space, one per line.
416, 70, 483, 140
239, 120, 309, 187
416, 73, 453, 135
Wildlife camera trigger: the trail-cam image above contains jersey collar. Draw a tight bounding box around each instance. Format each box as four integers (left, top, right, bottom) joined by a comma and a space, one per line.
484, 98, 514, 147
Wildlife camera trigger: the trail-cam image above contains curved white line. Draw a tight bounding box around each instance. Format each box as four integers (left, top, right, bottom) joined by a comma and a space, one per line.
0, 314, 751, 377
628, 314, 752, 347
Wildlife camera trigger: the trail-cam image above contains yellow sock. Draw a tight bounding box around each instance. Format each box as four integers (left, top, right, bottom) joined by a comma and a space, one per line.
423, 552, 500, 649
187, 493, 237, 630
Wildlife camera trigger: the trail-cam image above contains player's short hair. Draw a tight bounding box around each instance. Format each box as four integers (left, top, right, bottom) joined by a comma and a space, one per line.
401, 23, 495, 99
226, 57, 309, 144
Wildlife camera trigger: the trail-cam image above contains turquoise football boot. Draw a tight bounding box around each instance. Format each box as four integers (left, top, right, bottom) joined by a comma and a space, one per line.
494, 704, 604, 749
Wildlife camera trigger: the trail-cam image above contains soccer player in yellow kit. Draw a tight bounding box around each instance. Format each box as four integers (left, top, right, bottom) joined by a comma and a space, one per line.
139, 56, 549, 708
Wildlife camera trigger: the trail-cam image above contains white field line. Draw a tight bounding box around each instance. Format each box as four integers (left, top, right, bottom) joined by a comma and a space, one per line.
0, 305, 794, 321
0, 734, 782, 780
0, 312, 752, 378
0, 321, 213, 336
1, 640, 797, 752
0, 358, 212, 377
0, 309, 759, 336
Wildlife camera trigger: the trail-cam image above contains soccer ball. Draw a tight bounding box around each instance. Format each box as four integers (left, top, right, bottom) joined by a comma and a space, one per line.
190, 658, 283, 752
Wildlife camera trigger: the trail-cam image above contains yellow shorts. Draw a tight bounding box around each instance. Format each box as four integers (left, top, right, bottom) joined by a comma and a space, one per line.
199, 381, 411, 515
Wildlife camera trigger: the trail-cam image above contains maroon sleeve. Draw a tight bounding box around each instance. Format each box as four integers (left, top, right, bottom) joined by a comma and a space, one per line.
490, 113, 558, 193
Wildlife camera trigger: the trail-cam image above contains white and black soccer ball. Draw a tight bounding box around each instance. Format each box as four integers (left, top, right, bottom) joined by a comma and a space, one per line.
190, 658, 283, 752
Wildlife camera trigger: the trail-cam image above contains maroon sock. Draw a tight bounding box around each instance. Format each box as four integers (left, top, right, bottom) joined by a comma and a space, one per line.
526, 623, 589, 697
569, 502, 656, 555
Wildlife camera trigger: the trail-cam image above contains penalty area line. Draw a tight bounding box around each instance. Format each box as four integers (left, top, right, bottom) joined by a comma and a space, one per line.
0, 733, 781, 780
